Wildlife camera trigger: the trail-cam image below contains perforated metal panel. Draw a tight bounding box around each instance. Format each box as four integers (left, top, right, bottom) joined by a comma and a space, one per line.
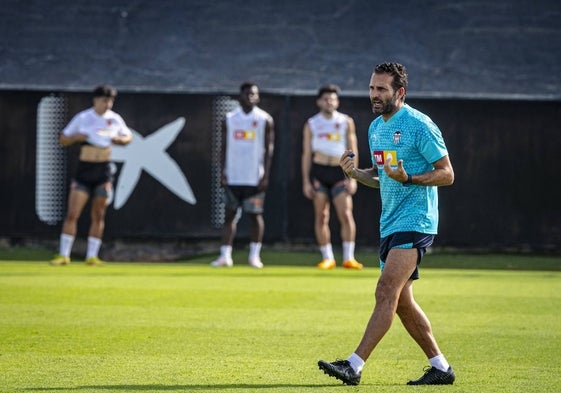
35, 95, 67, 225
210, 96, 239, 228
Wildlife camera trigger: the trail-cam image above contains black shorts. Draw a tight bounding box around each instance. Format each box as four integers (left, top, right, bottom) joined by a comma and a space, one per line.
73, 161, 113, 195
310, 163, 347, 199
379, 231, 435, 280
224, 186, 265, 214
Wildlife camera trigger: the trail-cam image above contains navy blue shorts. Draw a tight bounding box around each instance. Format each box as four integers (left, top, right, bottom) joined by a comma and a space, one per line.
379, 231, 435, 280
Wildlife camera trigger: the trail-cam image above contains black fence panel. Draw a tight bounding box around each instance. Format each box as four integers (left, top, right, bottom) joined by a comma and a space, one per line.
0, 90, 559, 253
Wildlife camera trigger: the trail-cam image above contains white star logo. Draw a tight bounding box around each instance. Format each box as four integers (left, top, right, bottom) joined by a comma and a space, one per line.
111, 117, 196, 209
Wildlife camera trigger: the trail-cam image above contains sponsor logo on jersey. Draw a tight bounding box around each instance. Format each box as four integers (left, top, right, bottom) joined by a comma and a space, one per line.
317, 132, 341, 141
373, 150, 397, 166
234, 129, 256, 140
96, 129, 112, 136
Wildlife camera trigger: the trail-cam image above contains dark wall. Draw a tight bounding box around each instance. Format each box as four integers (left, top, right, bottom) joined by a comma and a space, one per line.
1, 90, 560, 253
423, 99, 561, 252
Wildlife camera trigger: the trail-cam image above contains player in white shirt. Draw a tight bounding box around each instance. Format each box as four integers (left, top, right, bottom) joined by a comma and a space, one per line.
50, 85, 132, 266
211, 82, 275, 268
302, 84, 362, 270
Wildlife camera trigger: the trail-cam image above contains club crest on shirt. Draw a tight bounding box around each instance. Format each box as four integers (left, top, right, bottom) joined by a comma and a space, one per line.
393, 130, 402, 145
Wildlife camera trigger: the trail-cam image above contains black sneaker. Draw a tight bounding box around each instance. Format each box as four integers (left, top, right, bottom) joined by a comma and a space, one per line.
318, 359, 361, 386
407, 366, 455, 385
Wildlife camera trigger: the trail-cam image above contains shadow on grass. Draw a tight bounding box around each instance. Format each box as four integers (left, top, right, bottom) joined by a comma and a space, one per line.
24, 383, 347, 391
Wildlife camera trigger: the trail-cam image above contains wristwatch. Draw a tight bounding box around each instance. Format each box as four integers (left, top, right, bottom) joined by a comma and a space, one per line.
403, 174, 413, 186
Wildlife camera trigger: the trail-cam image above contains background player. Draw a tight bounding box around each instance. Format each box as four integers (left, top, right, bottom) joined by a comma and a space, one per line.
211, 82, 275, 268
50, 85, 132, 266
302, 84, 362, 270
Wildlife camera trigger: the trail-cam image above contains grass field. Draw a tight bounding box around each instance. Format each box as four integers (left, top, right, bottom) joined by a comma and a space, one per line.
0, 249, 560, 393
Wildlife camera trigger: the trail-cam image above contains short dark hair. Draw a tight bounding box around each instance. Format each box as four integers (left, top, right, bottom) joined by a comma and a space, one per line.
317, 84, 341, 99
374, 62, 408, 94
240, 81, 258, 93
93, 85, 117, 98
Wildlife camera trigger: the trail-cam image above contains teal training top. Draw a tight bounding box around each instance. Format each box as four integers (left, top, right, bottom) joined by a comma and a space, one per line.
368, 104, 448, 238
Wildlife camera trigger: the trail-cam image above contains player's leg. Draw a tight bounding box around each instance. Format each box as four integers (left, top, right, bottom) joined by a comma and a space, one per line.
397, 281, 441, 358
246, 212, 264, 268
398, 276, 455, 384
243, 190, 265, 268
221, 206, 239, 246
309, 167, 336, 268
88, 182, 111, 239
247, 212, 264, 243
210, 206, 237, 267
313, 194, 335, 268
318, 247, 416, 385
313, 191, 331, 246
242, 190, 265, 244
313, 189, 335, 268
354, 247, 417, 360
62, 182, 90, 237
332, 185, 361, 269
85, 182, 111, 265
51, 182, 89, 265
211, 187, 239, 267
242, 187, 265, 269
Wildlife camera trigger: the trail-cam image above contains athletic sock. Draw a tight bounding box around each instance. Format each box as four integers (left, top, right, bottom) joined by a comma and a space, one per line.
86, 236, 102, 259
342, 241, 355, 261
347, 353, 365, 373
429, 354, 450, 372
249, 242, 262, 261
59, 234, 75, 257
220, 245, 233, 259
319, 243, 334, 260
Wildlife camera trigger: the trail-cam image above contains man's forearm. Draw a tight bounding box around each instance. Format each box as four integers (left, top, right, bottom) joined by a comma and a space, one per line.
349, 167, 380, 189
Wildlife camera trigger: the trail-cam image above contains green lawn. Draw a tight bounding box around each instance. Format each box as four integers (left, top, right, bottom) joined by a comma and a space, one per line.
0, 251, 560, 392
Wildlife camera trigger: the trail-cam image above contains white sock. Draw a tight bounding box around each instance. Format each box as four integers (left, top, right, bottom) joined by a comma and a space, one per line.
429, 354, 450, 372
249, 242, 262, 261
59, 234, 74, 257
86, 236, 102, 259
220, 245, 233, 259
347, 353, 365, 373
342, 241, 355, 261
319, 243, 334, 260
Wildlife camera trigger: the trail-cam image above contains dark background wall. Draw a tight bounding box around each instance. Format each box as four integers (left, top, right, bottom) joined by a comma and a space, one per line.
1, 90, 559, 253
1, 0, 560, 254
